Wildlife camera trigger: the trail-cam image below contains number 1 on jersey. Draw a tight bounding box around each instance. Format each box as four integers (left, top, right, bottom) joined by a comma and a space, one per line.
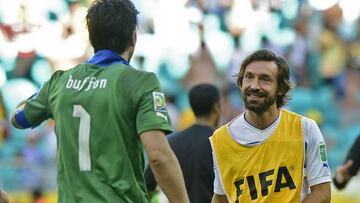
73, 105, 91, 171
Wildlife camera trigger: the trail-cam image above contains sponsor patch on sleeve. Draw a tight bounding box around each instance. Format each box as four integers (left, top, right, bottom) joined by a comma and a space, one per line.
152, 91, 167, 112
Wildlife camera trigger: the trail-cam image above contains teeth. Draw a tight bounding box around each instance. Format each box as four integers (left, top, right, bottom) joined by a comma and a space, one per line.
248, 94, 262, 98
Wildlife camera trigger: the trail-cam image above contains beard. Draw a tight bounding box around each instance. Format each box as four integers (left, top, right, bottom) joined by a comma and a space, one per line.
241, 88, 277, 114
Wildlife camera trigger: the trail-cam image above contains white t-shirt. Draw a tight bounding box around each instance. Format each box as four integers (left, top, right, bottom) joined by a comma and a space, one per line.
212, 110, 332, 201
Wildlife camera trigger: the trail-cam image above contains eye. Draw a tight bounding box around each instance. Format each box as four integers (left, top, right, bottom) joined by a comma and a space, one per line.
244, 73, 253, 79
260, 76, 272, 82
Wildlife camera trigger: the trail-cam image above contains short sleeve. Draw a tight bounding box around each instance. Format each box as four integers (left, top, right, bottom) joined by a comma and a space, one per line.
135, 73, 172, 135
213, 158, 226, 195
302, 118, 332, 187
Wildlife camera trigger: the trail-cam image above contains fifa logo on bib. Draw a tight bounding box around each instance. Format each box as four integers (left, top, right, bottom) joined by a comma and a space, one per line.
234, 166, 296, 202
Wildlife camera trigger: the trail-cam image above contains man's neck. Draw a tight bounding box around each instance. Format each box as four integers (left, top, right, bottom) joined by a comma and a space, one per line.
244, 106, 280, 130
120, 52, 130, 62
195, 117, 216, 129
120, 45, 135, 62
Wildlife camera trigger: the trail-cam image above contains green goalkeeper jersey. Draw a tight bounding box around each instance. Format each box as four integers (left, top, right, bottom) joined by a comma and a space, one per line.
22, 50, 172, 203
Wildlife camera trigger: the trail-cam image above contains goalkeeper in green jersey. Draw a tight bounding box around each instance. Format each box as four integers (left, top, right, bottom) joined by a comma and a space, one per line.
10, 0, 189, 202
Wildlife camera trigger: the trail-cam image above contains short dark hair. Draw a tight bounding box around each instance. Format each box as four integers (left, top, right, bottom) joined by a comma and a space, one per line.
235, 49, 293, 108
189, 84, 220, 117
86, 0, 138, 54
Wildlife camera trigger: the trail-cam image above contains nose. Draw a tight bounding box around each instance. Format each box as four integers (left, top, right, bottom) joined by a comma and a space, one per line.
249, 78, 260, 90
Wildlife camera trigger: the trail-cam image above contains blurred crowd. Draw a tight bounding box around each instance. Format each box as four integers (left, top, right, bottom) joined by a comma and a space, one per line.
0, 0, 360, 202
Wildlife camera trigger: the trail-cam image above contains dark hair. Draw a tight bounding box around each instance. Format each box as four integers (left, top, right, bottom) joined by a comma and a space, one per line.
189, 84, 220, 117
86, 0, 138, 54
235, 49, 293, 108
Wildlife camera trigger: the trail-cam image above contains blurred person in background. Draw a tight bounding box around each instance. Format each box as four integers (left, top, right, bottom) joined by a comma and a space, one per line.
333, 135, 360, 190
9, 0, 189, 202
318, 5, 347, 97
0, 94, 8, 146
0, 189, 9, 203
145, 83, 221, 203
218, 86, 242, 125
182, 24, 219, 89
287, 17, 311, 87
210, 49, 331, 203
31, 188, 48, 203
21, 133, 48, 190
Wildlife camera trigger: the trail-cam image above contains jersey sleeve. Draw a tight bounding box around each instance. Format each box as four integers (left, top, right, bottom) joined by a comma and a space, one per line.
302, 117, 332, 187
23, 79, 52, 127
134, 73, 172, 135
213, 157, 226, 195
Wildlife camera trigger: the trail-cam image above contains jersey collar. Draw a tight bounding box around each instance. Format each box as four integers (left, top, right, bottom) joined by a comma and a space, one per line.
87, 49, 129, 67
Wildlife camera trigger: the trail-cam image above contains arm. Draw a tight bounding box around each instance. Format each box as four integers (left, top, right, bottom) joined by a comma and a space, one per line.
211, 141, 228, 203
301, 182, 331, 203
211, 194, 228, 203
140, 130, 189, 203
344, 135, 360, 176
333, 135, 360, 189
10, 80, 52, 129
333, 160, 354, 189
10, 101, 26, 129
301, 118, 332, 202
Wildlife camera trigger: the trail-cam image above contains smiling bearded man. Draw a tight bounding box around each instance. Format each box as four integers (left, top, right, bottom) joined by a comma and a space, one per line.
210, 49, 332, 203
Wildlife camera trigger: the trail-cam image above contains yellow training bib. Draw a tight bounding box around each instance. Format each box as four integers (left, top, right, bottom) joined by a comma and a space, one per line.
211, 109, 304, 203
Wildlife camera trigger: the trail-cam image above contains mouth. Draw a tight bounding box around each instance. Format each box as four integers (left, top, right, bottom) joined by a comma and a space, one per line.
247, 94, 264, 99
246, 92, 266, 104
246, 96, 263, 105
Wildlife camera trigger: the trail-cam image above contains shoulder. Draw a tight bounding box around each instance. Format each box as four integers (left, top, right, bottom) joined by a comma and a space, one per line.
282, 109, 321, 142
211, 123, 231, 140
124, 69, 160, 88
50, 70, 66, 80
43, 70, 67, 89
167, 130, 189, 149
124, 67, 157, 79
300, 113, 320, 137
167, 131, 183, 141
301, 116, 318, 130
282, 109, 319, 133
49, 65, 83, 82
300, 115, 324, 145
169, 125, 211, 139
214, 123, 230, 134
281, 108, 303, 120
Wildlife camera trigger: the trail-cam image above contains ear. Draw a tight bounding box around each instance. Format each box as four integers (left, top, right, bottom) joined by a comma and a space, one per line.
213, 102, 221, 116
212, 102, 221, 126
130, 30, 137, 47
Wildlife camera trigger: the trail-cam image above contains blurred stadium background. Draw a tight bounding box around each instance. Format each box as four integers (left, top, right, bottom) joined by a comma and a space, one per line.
0, 0, 360, 202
